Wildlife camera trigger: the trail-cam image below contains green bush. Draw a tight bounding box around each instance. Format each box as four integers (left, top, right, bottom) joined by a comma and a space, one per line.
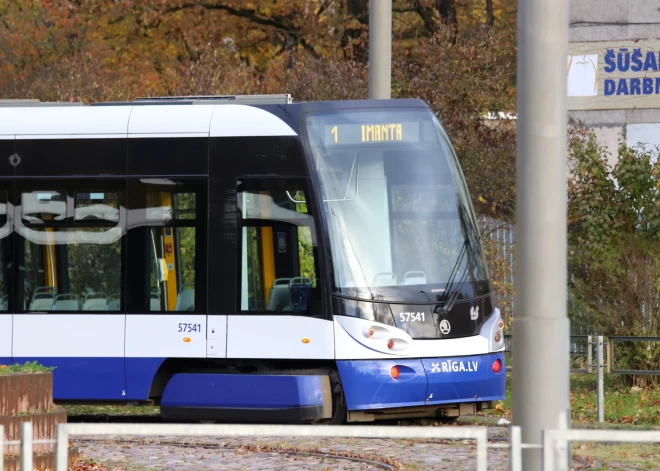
568, 124, 660, 385
0, 361, 56, 375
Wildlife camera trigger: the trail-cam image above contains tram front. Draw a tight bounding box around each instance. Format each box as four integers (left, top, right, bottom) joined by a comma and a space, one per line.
302, 101, 506, 421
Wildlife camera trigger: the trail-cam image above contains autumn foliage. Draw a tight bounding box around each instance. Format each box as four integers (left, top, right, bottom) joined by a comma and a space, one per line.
0, 0, 517, 321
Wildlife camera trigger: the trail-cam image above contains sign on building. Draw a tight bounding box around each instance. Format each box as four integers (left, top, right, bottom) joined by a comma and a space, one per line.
568, 40, 660, 110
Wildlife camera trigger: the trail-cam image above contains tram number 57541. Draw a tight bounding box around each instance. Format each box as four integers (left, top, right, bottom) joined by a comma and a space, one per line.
178, 323, 202, 333
400, 312, 425, 322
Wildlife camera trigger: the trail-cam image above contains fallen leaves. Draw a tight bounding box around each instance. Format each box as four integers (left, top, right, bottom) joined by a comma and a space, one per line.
68, 455, 110, 471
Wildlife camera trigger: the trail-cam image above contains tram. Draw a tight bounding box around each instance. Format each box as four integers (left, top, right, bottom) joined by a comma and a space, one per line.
0, 95, 505, 423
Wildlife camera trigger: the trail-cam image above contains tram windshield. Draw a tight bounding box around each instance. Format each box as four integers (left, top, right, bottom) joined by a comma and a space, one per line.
303, 108, 489, 303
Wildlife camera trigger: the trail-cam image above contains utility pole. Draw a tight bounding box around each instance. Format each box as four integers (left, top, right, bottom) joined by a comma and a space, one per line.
368, 0, 392, 99
513, 0, 571, 468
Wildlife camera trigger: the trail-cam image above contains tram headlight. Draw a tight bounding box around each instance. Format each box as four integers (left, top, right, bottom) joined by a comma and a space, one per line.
494, 331, 502, 343
387, 339, 395, 350
497, 319, 504, 330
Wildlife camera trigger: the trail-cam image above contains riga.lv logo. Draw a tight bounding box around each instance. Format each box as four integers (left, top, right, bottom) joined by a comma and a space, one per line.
470, 305, 479, 320
431, 360, 479, 373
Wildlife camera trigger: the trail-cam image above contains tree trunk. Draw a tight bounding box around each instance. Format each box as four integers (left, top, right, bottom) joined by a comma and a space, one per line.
341, 0, 369, 60
435, 0, 456, 24
486, 0, 495, 26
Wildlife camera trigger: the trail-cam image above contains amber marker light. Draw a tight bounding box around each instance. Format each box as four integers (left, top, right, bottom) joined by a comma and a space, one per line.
391, 366, 400, 379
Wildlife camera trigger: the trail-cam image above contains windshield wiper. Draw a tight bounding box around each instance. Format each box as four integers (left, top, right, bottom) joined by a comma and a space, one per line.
438, 201, 483, 314
439, 232, 482, 314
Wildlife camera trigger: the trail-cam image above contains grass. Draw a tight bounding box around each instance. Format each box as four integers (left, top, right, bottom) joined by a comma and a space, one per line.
479, 372, 660, 426
573, 443, 660, 470
0, 360, 55, 375
63, 403, 160, 417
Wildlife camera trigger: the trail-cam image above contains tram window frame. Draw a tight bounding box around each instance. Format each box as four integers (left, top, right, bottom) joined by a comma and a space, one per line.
15, 181, 127, 314
126, 179, 207, 315
235, 177, 324, 317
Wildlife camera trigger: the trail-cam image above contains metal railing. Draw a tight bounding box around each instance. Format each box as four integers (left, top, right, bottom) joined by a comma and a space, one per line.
605, 335, 660, 375
504, 334, 594, 374
5, 421, 660, 471
506, 334, 660, 423
505, 333, 660, 376
1, 422, 491, 471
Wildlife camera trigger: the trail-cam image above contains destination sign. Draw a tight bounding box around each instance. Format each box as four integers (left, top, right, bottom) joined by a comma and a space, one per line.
324, 122, 420, 145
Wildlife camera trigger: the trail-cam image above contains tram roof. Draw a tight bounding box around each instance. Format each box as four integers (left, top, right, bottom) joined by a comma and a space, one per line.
0, 96, 429, 140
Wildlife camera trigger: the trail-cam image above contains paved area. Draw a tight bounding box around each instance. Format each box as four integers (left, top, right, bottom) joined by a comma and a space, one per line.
75, 435, 510, 470
73, 427, 601, 470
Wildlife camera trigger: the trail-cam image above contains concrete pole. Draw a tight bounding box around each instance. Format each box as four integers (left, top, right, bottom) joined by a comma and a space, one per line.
368, 0, 392, 99
512, 0, 571, 468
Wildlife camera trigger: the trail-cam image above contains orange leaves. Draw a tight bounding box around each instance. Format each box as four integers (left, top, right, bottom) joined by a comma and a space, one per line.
68, 455, 110, 471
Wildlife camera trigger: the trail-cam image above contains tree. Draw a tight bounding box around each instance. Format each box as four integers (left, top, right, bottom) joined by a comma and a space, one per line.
568, 126, 660, 384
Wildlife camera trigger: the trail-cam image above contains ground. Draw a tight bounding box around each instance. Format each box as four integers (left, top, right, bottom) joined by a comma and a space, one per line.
60, 372, 660, 470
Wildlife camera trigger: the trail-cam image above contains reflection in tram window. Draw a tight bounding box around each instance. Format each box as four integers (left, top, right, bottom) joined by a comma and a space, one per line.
0, 190, 8, 311
21, 228, 122, 312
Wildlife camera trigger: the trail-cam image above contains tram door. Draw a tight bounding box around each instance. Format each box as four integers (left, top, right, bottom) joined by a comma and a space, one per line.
124, 179, 211, 380
227, 177, 333, 360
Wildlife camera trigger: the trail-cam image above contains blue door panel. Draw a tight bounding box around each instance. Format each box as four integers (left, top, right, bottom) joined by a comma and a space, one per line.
14, 357, 126, 401
125, 358, 165, 401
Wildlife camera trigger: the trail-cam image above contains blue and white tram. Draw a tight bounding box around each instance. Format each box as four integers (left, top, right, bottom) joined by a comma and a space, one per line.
0, 95, 505, 423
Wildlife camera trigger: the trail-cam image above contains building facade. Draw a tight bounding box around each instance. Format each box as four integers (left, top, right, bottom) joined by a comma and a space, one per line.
568, 0, 660, 165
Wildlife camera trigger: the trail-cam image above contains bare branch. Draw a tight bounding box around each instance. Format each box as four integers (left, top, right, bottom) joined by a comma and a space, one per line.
167, 2, 319, 57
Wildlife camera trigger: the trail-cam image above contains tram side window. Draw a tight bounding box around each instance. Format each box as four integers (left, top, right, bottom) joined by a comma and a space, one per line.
145, 191, 197, 312
19, 191, 123, 312
0, 191, 10, 312
237, 180, 322, 315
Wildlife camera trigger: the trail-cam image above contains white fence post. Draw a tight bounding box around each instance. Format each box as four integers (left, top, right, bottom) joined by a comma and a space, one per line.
0, 424, 4, 471
55, 423, 70, 471
597, 335, 604, 423
20, 421, 32, 471
509, 425, 522, 471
